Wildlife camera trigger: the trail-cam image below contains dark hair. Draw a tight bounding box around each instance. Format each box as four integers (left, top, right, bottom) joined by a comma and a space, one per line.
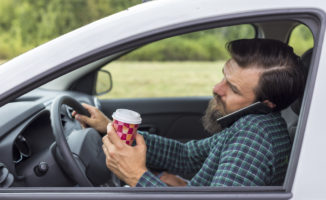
227, 38, 306, 111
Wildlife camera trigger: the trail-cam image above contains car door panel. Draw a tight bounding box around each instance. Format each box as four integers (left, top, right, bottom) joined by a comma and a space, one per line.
99, 97, 212, 142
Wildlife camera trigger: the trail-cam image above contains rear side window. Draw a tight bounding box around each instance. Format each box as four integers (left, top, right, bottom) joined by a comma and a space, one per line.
288, 24, 314, 56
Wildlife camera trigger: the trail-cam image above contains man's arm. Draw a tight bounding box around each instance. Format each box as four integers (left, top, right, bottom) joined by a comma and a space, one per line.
74, 103, 211, 175
141, 131, 213, 175
137, 171, 187, 187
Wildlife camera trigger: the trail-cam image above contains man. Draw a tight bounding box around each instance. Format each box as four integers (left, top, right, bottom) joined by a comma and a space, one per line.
74, 39, 305, 187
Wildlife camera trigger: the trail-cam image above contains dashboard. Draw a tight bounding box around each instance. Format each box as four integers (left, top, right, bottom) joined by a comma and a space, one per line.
0, 89, 97, 187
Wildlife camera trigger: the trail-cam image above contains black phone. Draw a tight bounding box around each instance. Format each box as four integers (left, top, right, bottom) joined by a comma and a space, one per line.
216, 101, 272, 128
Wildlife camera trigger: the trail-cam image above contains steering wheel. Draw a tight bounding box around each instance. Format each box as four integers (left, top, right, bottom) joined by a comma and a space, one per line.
50, 95, 117, 186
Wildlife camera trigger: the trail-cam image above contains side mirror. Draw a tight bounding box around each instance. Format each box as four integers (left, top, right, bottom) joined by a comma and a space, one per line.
94, 69, 113, 96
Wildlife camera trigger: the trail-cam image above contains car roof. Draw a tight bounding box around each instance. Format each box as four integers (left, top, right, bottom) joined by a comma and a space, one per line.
0, 0, 323, 105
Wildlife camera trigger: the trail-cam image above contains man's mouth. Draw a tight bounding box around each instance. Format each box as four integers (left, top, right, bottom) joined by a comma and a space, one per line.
201, 94, 226, 134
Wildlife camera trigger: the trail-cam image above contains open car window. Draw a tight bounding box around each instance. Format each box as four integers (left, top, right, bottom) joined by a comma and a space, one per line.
97, 24, 256, 99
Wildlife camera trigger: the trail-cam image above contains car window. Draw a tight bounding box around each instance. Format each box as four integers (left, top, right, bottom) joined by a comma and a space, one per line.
288, 24, 314, 56
97, 24, 255, 99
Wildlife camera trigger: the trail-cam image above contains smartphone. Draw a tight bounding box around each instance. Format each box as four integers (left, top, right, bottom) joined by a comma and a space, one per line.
216, 101, 272, 128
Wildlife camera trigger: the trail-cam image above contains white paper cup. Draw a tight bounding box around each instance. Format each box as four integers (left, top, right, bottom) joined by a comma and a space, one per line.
111, 109, 142, 145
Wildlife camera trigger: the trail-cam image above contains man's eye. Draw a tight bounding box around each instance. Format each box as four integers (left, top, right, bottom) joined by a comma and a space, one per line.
230, 86, 240, 95
231, 88, 238, 94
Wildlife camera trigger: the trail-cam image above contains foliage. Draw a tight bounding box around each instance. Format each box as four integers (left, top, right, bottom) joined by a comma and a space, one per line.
120, 25, 255, 61
0, 0, 140, 59
288, 24, 314, 56
0, 1, 315, 61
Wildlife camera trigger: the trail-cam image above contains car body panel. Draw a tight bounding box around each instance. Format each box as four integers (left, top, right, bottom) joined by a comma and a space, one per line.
291, 38, 326, 200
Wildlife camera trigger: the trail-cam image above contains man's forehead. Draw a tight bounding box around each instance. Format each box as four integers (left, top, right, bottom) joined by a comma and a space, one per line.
223, 59, 237, 74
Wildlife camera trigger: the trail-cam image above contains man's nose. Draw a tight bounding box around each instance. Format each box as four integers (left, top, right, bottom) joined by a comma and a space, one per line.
213, 79, 226, 96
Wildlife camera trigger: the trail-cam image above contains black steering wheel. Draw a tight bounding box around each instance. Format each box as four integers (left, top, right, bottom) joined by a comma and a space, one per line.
50, 95, 118, 187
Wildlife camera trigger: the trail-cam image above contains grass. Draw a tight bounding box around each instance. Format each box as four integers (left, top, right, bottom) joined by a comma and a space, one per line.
99, 61, 225, 99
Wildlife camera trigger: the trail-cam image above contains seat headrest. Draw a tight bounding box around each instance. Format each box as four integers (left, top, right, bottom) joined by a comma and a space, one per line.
290, 48, 312, 115
301, 48, 313, 74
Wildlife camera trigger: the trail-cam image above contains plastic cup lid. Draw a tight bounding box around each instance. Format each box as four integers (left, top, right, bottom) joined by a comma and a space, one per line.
112, 109, 142, 124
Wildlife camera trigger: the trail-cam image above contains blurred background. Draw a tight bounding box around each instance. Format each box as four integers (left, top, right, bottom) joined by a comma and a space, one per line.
0, 0, 313, 63
0, 0, 140, 62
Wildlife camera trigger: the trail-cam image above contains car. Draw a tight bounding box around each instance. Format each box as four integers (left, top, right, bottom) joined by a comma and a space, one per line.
0, 0, 324, 199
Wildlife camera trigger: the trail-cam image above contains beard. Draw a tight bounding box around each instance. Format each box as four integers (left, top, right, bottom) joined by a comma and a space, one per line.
201, 93, 226, 134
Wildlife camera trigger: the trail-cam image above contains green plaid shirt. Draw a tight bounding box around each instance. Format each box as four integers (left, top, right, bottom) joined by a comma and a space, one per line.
136, 112, 291, 187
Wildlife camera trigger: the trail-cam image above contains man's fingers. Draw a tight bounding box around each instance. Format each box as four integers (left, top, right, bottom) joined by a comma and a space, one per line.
73, 103, 93, 116
102, 135, 118, 165
75, 114, 90, 124
102, 144, 113, 168
81, 103, 96, 114
106, 123, 124, 148
102, 135, 112, 150
102, 144, 113, 161
102, 144, 109, 157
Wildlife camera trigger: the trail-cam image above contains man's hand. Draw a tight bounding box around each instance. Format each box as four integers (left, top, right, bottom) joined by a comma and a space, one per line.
72, 103, 110, 135
159, 172, 187, 186
102, 123, 148, 187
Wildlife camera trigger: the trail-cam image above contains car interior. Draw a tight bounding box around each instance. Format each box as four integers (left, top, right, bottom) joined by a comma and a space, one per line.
0, 18, 314, 189
281, 48, 312, 142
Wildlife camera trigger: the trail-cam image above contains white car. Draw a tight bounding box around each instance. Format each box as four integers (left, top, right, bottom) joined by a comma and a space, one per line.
0, 0, 324, 199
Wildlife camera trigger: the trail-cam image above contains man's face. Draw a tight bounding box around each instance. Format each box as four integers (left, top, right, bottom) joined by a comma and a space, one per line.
202, 59, 262, 133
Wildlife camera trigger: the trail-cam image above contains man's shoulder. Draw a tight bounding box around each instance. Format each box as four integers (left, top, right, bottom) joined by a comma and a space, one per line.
234, 112, 284, 127
229, 112, 287, 138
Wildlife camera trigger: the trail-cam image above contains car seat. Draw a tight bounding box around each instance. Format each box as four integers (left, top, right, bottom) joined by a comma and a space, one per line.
281, 48, 312, 142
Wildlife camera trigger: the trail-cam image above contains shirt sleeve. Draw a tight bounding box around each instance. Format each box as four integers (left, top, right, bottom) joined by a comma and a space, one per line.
136, 171, 167, 187
210, 126, 274, 186
139, 131, 213, 175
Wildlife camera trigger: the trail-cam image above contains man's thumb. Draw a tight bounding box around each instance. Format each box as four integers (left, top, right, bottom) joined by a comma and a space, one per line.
135, 133, 146, 146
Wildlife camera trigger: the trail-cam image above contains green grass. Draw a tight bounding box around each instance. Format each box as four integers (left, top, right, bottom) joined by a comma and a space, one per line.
99, 61, 225, 99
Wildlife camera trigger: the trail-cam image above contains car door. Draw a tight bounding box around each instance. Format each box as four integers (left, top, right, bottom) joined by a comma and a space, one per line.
61, 4, 322, 199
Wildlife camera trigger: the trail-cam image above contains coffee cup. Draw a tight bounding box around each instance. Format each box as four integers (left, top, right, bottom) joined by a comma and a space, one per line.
111, 109, 142, 145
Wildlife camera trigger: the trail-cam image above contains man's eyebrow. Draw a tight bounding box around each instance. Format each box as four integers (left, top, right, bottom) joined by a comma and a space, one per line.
227, 81, 242, 95
222, 66, 242, 95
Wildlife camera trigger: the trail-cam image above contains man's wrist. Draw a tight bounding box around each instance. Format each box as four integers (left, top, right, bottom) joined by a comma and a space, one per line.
127, 168, 148, 187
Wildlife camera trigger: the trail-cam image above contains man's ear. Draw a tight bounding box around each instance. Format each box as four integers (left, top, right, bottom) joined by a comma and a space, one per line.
263, 100, 276, 109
